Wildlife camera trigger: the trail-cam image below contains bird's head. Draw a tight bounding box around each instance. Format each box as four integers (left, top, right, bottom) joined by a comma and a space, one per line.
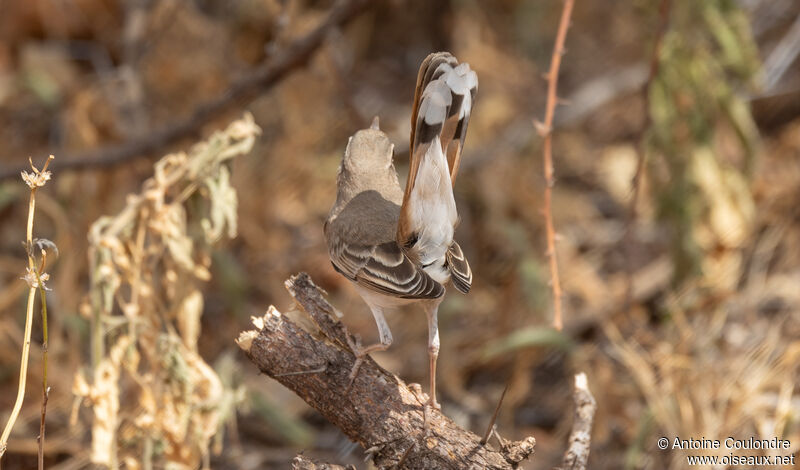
341, 117, 395, 175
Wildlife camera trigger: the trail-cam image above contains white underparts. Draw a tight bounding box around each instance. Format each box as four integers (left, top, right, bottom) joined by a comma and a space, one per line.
407, 136, 457, 284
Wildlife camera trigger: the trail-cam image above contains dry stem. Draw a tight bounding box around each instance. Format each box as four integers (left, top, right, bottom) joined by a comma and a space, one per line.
0, 155, 54, 461
481, 383, 509, 445
624, 0, 672, 309
538, 0, 575, 330
37, 261, 51, 470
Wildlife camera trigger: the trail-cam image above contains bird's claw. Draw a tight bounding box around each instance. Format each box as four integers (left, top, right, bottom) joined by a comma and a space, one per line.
345, 334, 366, 390
422, 395, 441, 434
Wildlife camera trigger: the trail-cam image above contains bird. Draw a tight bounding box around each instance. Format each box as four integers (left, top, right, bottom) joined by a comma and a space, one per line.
324, 52, 477, 411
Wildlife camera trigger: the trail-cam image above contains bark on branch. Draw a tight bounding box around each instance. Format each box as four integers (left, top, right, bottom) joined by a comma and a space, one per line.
558, 373, 597, 470
292, 455, 355, 470
236, 273, 536, 469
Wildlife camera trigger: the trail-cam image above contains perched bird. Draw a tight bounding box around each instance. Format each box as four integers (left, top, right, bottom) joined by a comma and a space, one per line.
324, 52, 477, 410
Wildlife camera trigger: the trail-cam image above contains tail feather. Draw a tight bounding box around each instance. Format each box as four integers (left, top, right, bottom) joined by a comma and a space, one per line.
398, 52, 477, 286
407, 53, 478, 190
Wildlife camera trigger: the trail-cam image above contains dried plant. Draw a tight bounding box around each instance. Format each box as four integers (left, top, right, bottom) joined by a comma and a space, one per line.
647, 0, 760, 288
0, 156, 56, 467
72, 114, 261, 468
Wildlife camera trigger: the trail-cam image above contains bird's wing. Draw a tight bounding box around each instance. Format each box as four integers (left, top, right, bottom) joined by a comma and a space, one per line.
446, 241, 472, 293
326, 233, 444, 299
325, 190, 444, 299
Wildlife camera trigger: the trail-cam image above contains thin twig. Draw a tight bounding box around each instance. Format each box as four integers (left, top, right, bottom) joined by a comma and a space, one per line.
394, 442, 414, 469
0, 156, 54, 461
37, 387, 49, 470
37, 249, 50, 470
0, 0, 371, 181
624, 0, 671, 310
273, 365, 328, 377
291, 455, 355, 470
762, 11, 800, 92
481, 383, 509, 445
537, 0, 575, 330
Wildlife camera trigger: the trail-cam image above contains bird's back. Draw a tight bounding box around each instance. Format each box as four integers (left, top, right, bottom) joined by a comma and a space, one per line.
325, 126, 445, 300
325, 189, 400, 248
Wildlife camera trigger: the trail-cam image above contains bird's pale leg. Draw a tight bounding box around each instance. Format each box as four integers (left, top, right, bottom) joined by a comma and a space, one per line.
347, 305, 393, 382
423, 298, 443, 410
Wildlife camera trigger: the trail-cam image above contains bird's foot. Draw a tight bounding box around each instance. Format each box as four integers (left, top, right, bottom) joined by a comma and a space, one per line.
422, 394, 441, 434
429, 396, 441, 410
344, 334, 392, 390
345, 334, 367, 388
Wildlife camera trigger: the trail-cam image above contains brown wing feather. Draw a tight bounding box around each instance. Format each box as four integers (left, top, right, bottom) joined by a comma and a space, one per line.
324, 190, 444, 300
446, 241, 472, 293
326, 226, 444, 299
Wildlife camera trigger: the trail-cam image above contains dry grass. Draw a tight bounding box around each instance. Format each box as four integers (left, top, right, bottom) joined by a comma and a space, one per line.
605, 304, 799, 469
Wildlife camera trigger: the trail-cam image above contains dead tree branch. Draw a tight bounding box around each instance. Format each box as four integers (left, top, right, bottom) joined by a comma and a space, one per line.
558, 373, 597, 470
0, 0, 370, 181
537, 0, 575, 330
237, 273, 536, 470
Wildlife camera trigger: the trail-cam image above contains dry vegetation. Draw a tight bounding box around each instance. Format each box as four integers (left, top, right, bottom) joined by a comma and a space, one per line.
0, 0, 799, 469
73, 114, 259, 468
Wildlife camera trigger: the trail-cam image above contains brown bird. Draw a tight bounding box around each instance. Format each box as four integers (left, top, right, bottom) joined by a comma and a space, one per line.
324, 52, 477, 410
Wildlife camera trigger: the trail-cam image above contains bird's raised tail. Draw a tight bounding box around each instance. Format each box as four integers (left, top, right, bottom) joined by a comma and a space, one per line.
397, 52, 477, 293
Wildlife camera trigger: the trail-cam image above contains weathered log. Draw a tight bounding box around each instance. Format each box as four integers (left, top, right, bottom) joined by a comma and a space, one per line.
237, 273, 536, 469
